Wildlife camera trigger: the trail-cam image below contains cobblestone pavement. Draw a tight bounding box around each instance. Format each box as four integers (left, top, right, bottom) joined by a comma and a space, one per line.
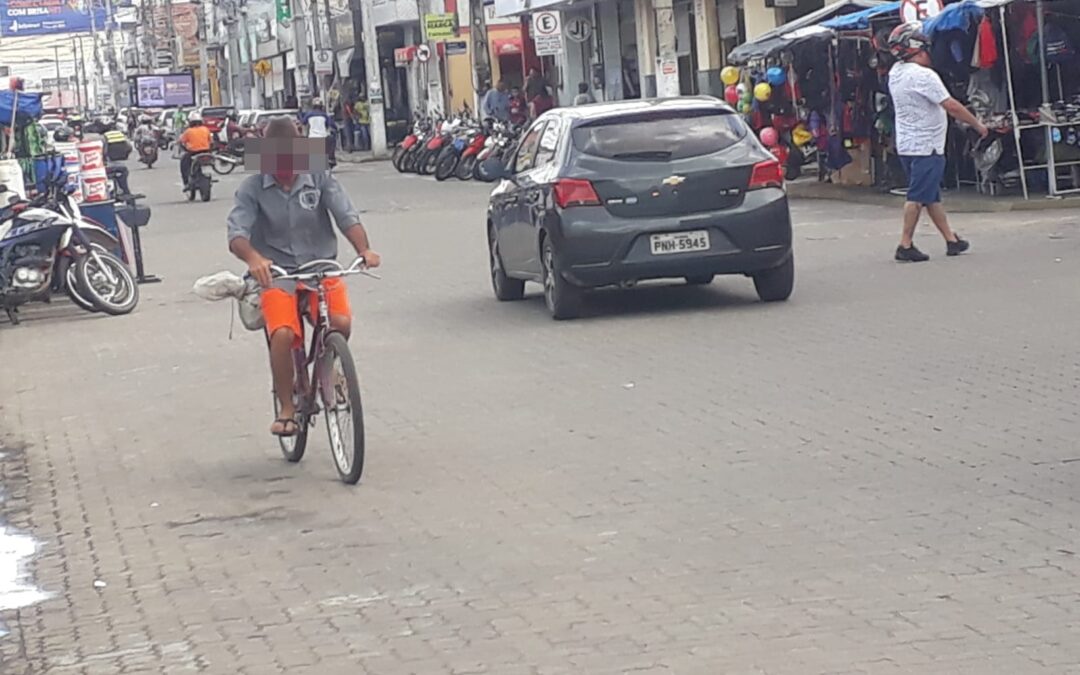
2, 160, 1080, 675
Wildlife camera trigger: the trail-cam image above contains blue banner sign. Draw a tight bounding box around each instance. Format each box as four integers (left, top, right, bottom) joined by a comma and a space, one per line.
0, 0, 111, 37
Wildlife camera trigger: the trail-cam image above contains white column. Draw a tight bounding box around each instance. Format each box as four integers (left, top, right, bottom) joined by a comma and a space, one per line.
358, 0, 388, 156
634, 0, 657, 97
652, 0, 679, 97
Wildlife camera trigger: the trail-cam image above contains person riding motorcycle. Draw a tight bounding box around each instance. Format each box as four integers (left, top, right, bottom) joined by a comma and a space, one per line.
132, 115, 158, 146
178, 111, 212, 189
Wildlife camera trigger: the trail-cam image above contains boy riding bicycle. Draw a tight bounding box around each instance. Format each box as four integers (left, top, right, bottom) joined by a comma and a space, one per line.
226, 117, 381, 437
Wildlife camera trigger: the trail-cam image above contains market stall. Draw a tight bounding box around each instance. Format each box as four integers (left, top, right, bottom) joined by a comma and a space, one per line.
727, 0, 1080, 199
727, 0, 904, 189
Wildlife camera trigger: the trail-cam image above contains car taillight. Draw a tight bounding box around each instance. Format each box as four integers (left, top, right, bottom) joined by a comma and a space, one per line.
747, 160, 784, 190
554, 178, 601, 208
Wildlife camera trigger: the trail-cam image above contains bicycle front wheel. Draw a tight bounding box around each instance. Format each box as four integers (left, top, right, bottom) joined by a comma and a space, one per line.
321, 332, 365, 484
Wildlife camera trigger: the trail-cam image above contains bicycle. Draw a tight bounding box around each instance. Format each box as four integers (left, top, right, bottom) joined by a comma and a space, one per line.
267, 257, 378, 484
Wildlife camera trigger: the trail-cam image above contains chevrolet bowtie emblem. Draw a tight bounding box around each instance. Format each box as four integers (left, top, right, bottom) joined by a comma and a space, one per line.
661, 175, 686, 186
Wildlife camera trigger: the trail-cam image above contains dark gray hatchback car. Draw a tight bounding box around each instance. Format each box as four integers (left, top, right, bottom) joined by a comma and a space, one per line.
485, 97, 793, 319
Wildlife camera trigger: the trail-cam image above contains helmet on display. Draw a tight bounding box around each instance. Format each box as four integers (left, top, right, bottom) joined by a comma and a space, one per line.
766, 67, 786, 87
53, 126, 73, 142
888, 22, 931, 61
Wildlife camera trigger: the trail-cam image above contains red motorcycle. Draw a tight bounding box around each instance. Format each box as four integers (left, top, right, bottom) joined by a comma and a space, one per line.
416, 118, 458, 176
392, 117, 428, 173
451, 130, 488, 181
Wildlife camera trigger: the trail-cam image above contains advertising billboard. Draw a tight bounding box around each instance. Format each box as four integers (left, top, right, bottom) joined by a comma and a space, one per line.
0, 0, 111, 37
131, 74, 195, 108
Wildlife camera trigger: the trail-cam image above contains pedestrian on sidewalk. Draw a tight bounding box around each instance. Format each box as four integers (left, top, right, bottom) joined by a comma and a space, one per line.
353, 96, 371, 151
301, 98, 337, 168
887, 23, 988, 262
573, 82, 594, 106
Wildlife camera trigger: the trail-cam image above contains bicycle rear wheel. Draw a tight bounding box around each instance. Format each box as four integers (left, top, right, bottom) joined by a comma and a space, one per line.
321, 332, 365, 484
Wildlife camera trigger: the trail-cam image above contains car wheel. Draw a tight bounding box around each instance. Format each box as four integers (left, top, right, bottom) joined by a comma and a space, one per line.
752, 255, 794, 302
541, 236, 583, 320
685, 274, 714, 285
489, 226, 525, 301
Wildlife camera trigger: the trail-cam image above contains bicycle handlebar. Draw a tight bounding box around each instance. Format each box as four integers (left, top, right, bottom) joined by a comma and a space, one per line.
269, 257, 380, 281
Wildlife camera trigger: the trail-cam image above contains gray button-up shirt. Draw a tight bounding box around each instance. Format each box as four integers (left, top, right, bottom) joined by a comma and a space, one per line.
226, 171, 361, 269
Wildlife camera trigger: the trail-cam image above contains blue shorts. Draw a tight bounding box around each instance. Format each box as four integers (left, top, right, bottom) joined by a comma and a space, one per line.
900, 154, 945, 205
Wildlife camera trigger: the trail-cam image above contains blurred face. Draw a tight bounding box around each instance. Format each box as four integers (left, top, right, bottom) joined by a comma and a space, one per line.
244, 137, 328, 182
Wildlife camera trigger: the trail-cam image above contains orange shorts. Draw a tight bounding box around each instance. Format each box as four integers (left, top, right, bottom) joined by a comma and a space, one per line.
261, 278, 351, 345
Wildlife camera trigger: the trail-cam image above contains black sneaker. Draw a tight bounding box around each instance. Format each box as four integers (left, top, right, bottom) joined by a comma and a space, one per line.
947, 237, 970, 257
895, 244, 930, 262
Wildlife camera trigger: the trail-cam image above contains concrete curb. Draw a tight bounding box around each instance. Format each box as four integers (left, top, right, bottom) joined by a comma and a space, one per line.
786, 181, 1080, 213
338, 154, 389, 165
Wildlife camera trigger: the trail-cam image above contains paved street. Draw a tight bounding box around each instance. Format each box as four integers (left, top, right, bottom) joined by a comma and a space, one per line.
2, 157, 1080, 674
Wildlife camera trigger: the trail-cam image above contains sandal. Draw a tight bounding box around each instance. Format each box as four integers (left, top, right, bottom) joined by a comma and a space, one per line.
271, 417, 299, 437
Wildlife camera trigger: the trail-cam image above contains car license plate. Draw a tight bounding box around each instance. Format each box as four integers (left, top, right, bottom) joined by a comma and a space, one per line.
650, 230, 710, 255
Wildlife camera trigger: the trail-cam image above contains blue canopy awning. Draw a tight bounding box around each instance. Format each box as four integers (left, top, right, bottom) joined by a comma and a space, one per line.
820, 2, 901, 31
0, 92, 43, 127
923, 0, 986, 35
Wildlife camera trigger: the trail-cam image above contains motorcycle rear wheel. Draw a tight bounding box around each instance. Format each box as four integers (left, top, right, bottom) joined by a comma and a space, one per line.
213, 156, 237, 175
456, 155, 477, 181
418, 150, 439, 175
434, 153, 459, 181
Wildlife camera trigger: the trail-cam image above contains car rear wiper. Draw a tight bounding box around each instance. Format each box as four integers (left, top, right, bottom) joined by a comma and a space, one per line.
611, 150, 672, 160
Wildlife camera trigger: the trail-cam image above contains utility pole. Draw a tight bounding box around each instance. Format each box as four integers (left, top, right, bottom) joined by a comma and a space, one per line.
196, 0, 211, 105
468, 0, 491, 108
104, 0, 124, 107
53, 45, 62, 105
221, 0, 237, 107
291, 0, 313, 106
357, 0, 386, 156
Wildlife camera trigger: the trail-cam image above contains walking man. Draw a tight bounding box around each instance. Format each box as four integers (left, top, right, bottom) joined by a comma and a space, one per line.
887, 23, 988, 262
481, 80, 511, 122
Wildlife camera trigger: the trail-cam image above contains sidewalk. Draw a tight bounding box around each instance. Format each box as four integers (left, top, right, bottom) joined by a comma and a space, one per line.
786, 178, 1080, 212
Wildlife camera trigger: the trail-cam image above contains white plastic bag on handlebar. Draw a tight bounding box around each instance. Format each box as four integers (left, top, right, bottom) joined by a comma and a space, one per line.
193, 271, 265, 331
192, 271, 245, 301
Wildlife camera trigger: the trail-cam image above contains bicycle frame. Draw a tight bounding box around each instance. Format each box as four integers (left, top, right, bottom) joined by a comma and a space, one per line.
267, 258, 377, 417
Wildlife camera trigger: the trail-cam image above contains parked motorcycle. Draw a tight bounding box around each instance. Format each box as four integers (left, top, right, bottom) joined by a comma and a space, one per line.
435, 124, 486, 182
138, 138, 158, 169
187, 154, 215, 202
393, 116, 432, 173
0, 177, 138, 324
474, 122, 520, 182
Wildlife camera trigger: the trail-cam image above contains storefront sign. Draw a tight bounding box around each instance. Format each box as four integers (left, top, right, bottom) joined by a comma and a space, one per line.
314, 49, 334, 75
424, 13, 456, 41
533, 11, 562, 56
394, 46, 416, 67
275, 0, 291, 23
445, 40, 468, 56
900, 0, 942, 23
564, 16, 591, 43
656, 55, 680, 97
0, 0, 111, 37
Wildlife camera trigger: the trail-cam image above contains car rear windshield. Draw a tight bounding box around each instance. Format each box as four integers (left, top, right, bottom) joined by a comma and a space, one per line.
571, 110, 747, 161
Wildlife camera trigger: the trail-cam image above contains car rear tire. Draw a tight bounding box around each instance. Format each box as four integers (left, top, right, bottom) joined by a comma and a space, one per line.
752, 256, 794, 302
541, 237, 583, 320
489, 226, 525, 301
685, 274, 714, 285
